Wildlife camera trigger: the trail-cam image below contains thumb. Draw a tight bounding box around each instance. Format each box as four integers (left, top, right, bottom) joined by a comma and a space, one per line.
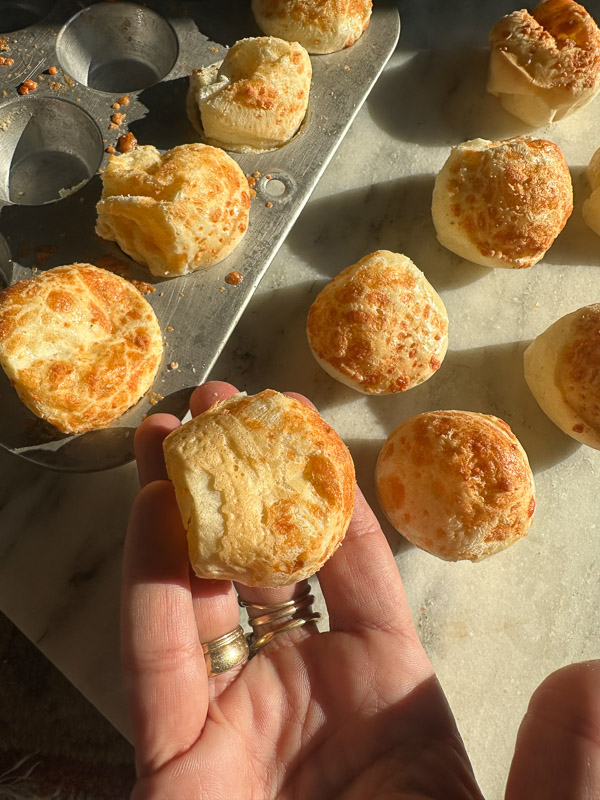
506, 660, 600, 800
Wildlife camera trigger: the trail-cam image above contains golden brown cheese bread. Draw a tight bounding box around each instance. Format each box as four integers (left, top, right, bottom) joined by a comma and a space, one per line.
488, 0, 600, 126
187, 37, 311, 153
376, 410, 536, 561
432, 136, 573, 269
524, 304, 600, 448
96, 143, 251, 277
163, 389, 356, 587
0, 264, 163, 434
306, 250, 448, 394
252, 0, 372, 54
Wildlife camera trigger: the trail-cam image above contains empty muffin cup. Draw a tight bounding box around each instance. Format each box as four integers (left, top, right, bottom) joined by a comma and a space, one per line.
56, 2, 178, 93
0, 96, 103, 206
0, 1, 56, 33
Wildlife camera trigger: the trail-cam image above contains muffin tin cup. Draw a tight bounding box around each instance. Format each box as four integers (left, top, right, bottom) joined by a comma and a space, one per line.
0, 0, 400, 471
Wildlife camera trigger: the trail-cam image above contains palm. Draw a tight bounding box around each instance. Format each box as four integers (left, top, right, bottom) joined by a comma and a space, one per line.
131, 622, 482, 800
123, 382, 600, 800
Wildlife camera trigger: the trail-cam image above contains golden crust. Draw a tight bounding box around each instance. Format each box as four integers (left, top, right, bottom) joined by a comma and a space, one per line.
524, 304, 600, 448
0, 264, 163, 434
376, 410, 536, 562
306, 250, 448, 395
187, 37, 311, 153
251, 0, 372, 54
163, 389, 356, 587
95, 143, 251, 277
488, 0, 600, 125
432, 136, 573, 269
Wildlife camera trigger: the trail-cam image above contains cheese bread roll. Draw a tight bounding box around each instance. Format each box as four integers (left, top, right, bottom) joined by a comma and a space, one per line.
252, 0, 372, 54
525, 304, 600, 448
376, 410, 536, 562
432, 136, 573, 269
0, 264, 163, 434
187, 37, 311, 153
306, 251, 448, 394
163, 389, 356, 587
488, 0, 600, 127
96, 143, 250, 277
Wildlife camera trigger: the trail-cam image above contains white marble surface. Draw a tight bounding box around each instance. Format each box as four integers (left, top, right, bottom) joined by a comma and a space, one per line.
2, 2, 600, 798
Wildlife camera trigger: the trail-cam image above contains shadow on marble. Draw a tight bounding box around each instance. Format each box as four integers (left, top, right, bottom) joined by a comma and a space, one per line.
212, 278, 318, 394
344, 435, 411, 557
367, 48, 528, 148
286, 173, 488, 291
395, 0, 518, 51
543, 166, 600, 268
366, 339, 580, 475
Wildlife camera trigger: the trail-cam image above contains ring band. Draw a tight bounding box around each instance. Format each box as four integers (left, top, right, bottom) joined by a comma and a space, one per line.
202, 625, 250, 677
240, 585, 321, 655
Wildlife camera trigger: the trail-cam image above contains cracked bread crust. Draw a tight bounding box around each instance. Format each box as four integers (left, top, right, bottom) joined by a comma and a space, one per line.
96, 143, 250, 277
163, 389, 356, 587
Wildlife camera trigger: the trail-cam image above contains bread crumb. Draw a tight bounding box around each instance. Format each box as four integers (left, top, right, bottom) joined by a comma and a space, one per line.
266, 201, 273, 208
117, 95, 130, 106
130, 279, 155, 295
167, 325, 174, 332
168, 361, 179, 370
48, 65, 58, 75
225, 271, 243, 285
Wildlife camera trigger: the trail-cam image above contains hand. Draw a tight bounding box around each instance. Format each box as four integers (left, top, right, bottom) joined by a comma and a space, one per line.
122, 381, 600, 800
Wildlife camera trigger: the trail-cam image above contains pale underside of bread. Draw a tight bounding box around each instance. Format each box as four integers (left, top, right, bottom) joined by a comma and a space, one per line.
164, 390, 356, 587
488, 47, 598, 126
524, 309, 600, 449
251, 0, 372, 54
0, 264, 163, 433
376, 410, 535, 561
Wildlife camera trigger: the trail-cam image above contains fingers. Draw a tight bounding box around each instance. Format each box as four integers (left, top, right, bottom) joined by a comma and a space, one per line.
134, 413, 181, 487
317, 485, 419, 639
190, 380, 239, 417
121, 480, 207, 775
506, 661, 600, 800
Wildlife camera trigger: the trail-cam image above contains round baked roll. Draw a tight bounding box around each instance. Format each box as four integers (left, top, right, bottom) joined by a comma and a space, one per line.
306, 250, 448, 394
432, 136, 573, 269
187, 37, 311, 153
163, 389, 356, 587
251, 0, 372, 54
96, 143, 251, 277
0, 264, 163, 434
524, 304, 600, 448
376, 410, 536, 562
488, 0, 600, 127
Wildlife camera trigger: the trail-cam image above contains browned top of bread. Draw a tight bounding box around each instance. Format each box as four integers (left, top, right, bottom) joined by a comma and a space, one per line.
376, 410, 536, 561
0, 264, 163, 433
490, 0, 600, 92
556, 304, 600, 432
96, 144, 251, 277
434, 136, 573, 269
164, 389, 356, 587
306, 251, 448, 394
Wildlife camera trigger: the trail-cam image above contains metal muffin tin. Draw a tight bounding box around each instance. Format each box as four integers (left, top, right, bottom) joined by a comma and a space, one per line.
0, 0, 400, 471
